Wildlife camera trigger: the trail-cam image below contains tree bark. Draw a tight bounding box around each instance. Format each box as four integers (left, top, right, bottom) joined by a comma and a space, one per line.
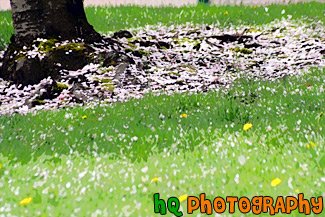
10, 0, 101, 46
0, 0, 102, 85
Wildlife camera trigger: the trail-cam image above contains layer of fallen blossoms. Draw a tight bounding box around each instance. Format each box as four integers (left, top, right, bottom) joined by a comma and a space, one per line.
0, 16, 324, 115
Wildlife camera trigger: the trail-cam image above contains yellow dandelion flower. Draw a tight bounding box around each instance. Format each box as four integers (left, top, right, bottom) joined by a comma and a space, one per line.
19, 197, 33, 206
310, 141, 317, 148
271, 178, 282, 187
243, 123, 253, 131
295, 188, 300, 193
306, 144, 310, 149
179, 194, 188, 202
181, 113, 188, 118
82, 115, 87, 119
253, 6, 258, 9
224, 11, 229, 15
151, 177, 160, 182
0, 164, 2, 169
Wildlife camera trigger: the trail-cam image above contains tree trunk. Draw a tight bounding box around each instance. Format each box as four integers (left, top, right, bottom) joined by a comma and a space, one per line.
10, 0, 101, 46
0, 0, 102, 85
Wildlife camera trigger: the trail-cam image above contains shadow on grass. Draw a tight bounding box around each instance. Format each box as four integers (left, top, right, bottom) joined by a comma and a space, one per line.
0, 67, 324, 164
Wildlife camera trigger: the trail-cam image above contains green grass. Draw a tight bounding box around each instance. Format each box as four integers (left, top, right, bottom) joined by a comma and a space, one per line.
1, 68, 325, 163
0, 67, 324, 216
0, 1, 324, 50
85, 2, 325, 33
0, 10, 13, 50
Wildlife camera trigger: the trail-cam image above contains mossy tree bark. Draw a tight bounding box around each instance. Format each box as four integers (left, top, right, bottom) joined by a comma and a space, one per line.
10, 0, 101, 46
0, 0, 102, 85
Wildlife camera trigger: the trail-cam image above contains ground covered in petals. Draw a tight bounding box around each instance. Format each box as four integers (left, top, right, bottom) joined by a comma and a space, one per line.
0, 17, 324, 115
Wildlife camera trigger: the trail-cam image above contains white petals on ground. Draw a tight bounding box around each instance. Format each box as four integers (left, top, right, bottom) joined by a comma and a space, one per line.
234, 174, 240, 184
288, 177, 293, 189
131, 136, 138, 142
238, 155, 246, 165
0, 18, 324, 115
141, 166, 148, 173
78, 171, 87, 179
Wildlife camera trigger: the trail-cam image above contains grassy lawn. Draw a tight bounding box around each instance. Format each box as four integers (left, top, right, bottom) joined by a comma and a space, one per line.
1, 68, 324, 216
0, 2, 325, 216
0, 2, 324, 50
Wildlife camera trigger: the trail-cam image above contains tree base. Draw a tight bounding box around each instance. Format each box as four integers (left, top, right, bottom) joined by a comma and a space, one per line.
0, 39, 96, 86
0, 34, 137, 87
